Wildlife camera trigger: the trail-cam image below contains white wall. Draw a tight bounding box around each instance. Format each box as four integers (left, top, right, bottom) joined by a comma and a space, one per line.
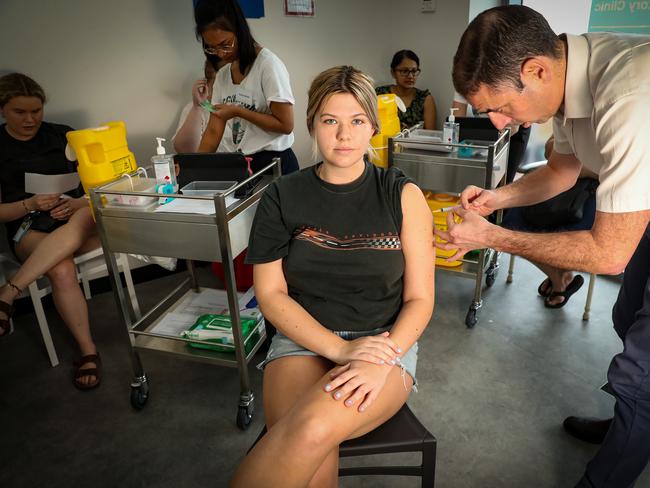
247, 0, 395, 164
372, 0, 471, 129
524, 0, 591, 35
0, 0, 472, 166
520, 0, 592, 163
0, 0, 204, 163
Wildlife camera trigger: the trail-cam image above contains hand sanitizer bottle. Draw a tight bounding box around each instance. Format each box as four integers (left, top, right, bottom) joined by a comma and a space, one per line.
443, 108, 459, 151
151, 137, 177, 203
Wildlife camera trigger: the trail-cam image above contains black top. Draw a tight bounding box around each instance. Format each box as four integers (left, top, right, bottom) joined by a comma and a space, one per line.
0, 121, 78, 240
246, 161, 413, 332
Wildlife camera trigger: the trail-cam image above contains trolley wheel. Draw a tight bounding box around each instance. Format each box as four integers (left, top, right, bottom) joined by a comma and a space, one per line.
130, 381, 150, 410
236, 404, 254, 430
486, 270, 497, 288
465, 308, 478, 328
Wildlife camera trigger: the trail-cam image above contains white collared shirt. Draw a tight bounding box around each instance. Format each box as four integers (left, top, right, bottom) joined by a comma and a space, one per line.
552, 33, 650, 213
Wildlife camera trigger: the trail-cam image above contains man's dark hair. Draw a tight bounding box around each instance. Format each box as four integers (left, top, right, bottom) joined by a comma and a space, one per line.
452, 5, 562, 98
194, 0, 258, 76
390, 50, 420, 70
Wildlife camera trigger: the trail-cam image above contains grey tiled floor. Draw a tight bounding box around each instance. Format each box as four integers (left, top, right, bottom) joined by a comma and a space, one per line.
1, 256, 648, 487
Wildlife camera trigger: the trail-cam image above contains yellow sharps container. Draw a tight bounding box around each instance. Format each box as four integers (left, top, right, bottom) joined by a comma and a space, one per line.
66, 121, 138, 195
425, 192, 463, 267
369, 94, 401, 168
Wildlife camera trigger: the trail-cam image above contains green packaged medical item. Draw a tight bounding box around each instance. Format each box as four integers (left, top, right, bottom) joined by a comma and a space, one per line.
182, 314, 260, 353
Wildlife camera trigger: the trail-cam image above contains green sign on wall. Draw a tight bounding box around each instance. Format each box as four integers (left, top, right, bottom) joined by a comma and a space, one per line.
589, 1, 650, 33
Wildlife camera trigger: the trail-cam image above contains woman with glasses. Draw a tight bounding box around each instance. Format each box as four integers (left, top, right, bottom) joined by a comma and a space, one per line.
376, 50, 437, 130
194, 0, 299, 175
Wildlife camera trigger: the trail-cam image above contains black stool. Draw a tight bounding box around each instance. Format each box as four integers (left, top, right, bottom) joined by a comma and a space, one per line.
250, 403, 436, 487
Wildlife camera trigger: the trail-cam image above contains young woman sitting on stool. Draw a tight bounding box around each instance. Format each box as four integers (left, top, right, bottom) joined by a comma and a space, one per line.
230, 65, 434, 487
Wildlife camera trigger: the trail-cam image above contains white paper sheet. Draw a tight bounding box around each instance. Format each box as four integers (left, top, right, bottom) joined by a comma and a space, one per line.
25, 172, 80, 194
149, 288, 261, 337
153, 195, 238, 215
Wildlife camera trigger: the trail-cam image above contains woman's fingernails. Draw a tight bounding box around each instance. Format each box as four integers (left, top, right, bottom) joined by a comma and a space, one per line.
389, 359, 396, 365
324, 384, 332, 391
334, 392, 341, 399
359, 405, 366, 412
345, 399, 352, 406
397, 347, 403, 353
378, 359, 385, 365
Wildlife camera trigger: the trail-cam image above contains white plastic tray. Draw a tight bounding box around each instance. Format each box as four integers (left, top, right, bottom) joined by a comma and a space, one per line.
180, 181, 237, 196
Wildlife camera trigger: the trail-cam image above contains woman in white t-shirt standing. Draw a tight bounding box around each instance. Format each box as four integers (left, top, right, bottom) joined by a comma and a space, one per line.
195, 0, 299, 175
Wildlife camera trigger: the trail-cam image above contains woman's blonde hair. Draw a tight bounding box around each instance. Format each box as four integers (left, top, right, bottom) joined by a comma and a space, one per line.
306, 66, 380, 159
0, 73, 46, 108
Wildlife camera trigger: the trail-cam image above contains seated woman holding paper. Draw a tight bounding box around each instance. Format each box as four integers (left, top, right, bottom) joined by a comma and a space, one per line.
230, 66, 434, 487
0, 73, 101, 389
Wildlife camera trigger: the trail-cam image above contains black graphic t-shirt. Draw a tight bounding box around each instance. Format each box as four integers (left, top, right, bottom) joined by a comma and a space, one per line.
247, 161, 413, 332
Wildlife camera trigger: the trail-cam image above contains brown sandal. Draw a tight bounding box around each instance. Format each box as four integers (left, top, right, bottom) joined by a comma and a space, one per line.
0, 299, 14, 337
73, 353, 102, 390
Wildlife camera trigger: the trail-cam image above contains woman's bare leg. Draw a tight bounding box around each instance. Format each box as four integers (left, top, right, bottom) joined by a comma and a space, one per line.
0, 207, 96, 310
231, 360, 412, 488
0, 207, 99, 383
262, 355, 339, 488
12, 207, 96, 288
46, 257, 98, 385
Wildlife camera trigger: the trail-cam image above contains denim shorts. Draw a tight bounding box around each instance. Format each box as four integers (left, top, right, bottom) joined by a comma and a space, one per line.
257, 325, 418, 392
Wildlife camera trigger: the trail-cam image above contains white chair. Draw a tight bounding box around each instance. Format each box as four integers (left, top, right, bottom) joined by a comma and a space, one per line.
0, 247, 140, 367
506, 255, 597, 321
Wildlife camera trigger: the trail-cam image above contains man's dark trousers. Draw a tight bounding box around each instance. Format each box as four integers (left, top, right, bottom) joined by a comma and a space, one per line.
577, 224, 650, 487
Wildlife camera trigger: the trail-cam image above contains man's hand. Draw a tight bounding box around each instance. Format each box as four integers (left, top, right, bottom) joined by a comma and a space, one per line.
434, 206, 496, 261
460, 185, 500, 216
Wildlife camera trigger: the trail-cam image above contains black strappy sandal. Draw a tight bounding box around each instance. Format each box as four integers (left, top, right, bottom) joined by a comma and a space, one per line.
0, 280, 20, 337
0, 300, 14, 337
73, 353, 102, 390
544, 275, 585, 309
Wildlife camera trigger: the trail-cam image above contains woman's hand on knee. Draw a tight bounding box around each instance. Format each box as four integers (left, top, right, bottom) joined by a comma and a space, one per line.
332, 332, 402, 366
324, 360, 392, 412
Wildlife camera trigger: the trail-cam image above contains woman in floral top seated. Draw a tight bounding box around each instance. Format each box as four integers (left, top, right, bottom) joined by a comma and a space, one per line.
376, 50, 437, 130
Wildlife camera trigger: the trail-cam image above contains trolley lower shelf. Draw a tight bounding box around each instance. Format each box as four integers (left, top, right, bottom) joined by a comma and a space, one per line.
131, 286, 267, 368
122, 276, 266, 428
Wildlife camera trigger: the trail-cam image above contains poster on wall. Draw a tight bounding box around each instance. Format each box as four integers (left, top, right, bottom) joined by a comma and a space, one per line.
284, 0, 315, 17
588, 0, 650, 34
192, 0, 265, 19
